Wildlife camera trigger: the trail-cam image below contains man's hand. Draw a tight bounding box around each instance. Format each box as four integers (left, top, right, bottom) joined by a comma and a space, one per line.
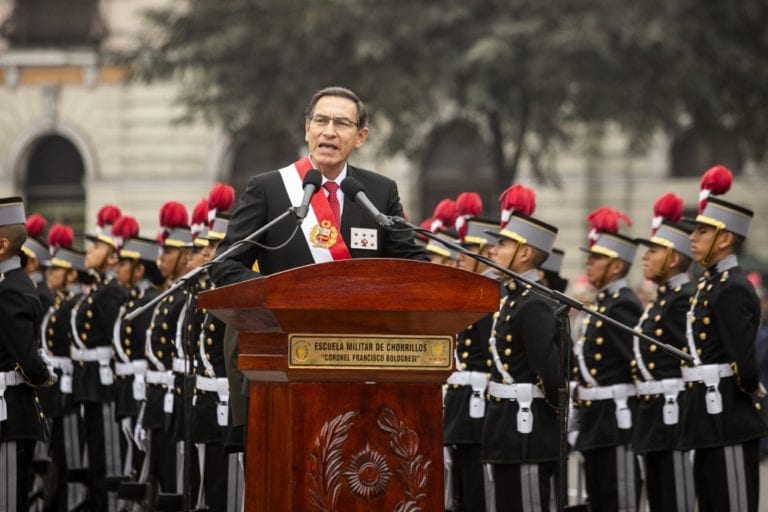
37, 348, 58, 386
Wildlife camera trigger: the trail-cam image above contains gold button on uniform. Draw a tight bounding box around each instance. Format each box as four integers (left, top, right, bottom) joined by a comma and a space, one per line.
649, 344, 657, 352
700, 332, 707, 341
594, 353, 602, 361
703, 317, 711, 325
655, 328, 663, 336
596, 337, 604, 345
504, 348, 512, 356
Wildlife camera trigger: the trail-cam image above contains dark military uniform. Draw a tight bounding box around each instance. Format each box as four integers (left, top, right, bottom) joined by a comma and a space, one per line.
71, 273, 128, 510
573, 278, 642, 512
0, 258, 52, 512
143, 287, 188, 493
39, 285, 88, 510
678, 255, 768, 512
632, 273, 695, 512
113, 282, 159, 484
481, 271, 560, 511
443, 309, 495, 511
190, 275, 244, 512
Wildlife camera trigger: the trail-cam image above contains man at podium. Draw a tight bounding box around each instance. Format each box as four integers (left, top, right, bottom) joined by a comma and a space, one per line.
210, 86, 427, 451
211, 85, 427, 286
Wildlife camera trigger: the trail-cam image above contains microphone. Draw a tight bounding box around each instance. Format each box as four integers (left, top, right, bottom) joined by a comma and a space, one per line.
295, 169, 323, 221
340, 177, 395, 227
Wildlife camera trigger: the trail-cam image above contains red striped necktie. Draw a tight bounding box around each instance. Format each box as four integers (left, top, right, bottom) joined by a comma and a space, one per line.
323, 181, 340, 225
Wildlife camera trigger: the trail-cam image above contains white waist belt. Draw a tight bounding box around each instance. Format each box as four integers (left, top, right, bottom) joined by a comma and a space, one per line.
0, 371, 24, 388
195, 376, 229, 396
488, 381, 544, 400
114, 362, 134, 376
0, 371, 25, 422
71, 346, 112, 363
681, 364, 733, 382
447, 371, 490, 387
145, 370, 173, 386
115, 360, 147, 376
49, 356, 73, 373
577, 383, 636, 401
488, 381, 543, 434
635, 378, 685, 396
172, 357, 188, 374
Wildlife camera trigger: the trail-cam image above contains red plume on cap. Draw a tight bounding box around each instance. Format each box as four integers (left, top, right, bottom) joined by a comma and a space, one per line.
587, 206, 632, 246
47, 224, 74, 256
207, 183, 235, 227
26, 214, 47, 239
499, 184, 536, 225
191, 198, 209, 238
698, 164, 732, 213
96, 205, 122, 233
111, 215, 140, 251
651, 193, 683, 234
454, 192, 483, 241
158, 201, 189, 241
429, 199, 457, 233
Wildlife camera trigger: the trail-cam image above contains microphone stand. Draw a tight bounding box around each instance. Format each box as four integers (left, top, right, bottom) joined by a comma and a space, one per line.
383, 215, 692, 512
125, 207, 301, 322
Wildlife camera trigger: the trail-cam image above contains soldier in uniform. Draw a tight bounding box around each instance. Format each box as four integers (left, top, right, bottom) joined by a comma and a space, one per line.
137, 201, 192, 498
192, 206, 245, 512
633, 193, 696, 512
678, 165, 768, 512
111, 216, 166, 490
572, 207, 642, 512
0, 196, 57, 512
481, 203, 561, 511
443, 215, 499, 511
70, 205, 130, 511
37, 225, 90, 511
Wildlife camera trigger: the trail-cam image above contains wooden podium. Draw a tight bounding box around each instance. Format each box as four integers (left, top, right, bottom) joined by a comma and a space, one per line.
198, 259, 498, 511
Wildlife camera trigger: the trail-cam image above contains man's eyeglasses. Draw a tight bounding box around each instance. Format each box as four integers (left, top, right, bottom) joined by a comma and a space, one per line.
308, 114, 358, 131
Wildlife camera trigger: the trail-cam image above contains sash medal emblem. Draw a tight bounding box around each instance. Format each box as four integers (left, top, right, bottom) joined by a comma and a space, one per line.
310, 219, 339, 249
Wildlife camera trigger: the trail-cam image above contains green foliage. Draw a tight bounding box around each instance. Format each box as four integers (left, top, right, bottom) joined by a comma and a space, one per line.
126, 0, 768, 184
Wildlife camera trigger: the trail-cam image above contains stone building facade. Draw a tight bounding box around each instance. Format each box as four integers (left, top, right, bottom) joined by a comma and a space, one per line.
0, 0, 764, 284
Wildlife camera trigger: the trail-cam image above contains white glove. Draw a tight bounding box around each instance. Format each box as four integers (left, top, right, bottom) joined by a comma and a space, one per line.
37, 348, 58, 386
133, 420, 148, 452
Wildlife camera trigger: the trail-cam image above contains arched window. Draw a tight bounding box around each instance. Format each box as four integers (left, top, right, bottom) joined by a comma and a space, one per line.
24, 134, 86, 239
419, 120, 497, 221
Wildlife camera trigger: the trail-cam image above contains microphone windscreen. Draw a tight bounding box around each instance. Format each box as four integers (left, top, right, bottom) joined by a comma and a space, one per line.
340, 177, 365, 201
303, 169, 323, 189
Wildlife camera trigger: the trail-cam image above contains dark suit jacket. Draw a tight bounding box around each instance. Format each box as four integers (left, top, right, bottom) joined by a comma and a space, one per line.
211, 164, 428, 286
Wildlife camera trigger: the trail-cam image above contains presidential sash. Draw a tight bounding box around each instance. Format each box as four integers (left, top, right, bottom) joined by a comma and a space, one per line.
278, 157, 351, 262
